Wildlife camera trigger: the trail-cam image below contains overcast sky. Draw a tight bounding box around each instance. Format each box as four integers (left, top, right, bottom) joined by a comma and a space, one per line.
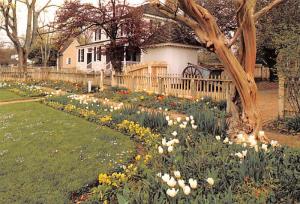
0, 0, 145, 45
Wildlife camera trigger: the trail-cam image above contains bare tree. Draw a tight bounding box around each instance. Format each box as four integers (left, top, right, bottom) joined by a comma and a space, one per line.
151, 0, 286, 140
0, 0, 54, 70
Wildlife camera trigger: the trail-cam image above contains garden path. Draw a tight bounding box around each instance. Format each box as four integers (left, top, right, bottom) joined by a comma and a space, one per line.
0, 98, 44, 106
257, 82, 300, 147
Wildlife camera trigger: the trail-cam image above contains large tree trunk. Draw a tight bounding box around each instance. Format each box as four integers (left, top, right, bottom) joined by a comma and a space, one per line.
213, 40, 263, 139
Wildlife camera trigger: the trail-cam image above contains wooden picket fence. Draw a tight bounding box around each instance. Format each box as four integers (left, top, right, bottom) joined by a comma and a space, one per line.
0, 67, 104, 88
113, 73, 233, 102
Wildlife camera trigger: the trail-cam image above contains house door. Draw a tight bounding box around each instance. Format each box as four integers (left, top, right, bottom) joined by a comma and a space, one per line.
87, 53, 92, 64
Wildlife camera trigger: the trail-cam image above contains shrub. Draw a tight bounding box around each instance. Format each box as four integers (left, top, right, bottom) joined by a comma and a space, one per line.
285, 115, 300, 133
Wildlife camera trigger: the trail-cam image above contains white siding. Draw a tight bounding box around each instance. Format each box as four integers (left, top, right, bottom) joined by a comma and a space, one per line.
141, 46, 199, 74
76, 47, 107, 72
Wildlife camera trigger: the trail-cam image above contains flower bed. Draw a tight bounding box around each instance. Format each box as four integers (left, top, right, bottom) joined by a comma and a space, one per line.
94, 87, 227, 114
43, 94, 300, 203
27, 80, 89, 93
0, 82, 47, 98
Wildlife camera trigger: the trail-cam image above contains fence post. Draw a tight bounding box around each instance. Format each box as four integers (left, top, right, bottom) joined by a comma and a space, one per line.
111, 71, 116, 87
278, 75, 285, 118
158, 77, 164, 94
190, 78, 196, 98
131, 75, 136, 91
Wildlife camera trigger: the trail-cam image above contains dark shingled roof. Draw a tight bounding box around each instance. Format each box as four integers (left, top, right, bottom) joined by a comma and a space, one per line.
59, 39, 75, 53
144, 22, 201, 47
141, 3, 169, 18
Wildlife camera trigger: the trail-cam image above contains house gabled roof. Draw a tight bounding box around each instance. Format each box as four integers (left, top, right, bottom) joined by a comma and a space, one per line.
59, 39, 79, 54
144, 22, 201, 48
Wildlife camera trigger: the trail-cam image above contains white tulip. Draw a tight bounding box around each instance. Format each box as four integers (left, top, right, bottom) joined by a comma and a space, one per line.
258, 130, 265, 138
223, 137, 229, 143
173, 139, 179, 144
249, 139, 257, 147
215, 136, 221, 141
166, 188, 179, 197
190, 115, 194, 120
242, 150, 247, 157
229, 141, 233, 145
168, 146, 174, 153
157, 172, 162, 177
243, 143, 247, 147
183, 185, 191, 195
191, 120, 195, 124
262, 144, 268, 152
166, 116, 170, 121
206, 177, 214, 186
176, 117, 181, 122
237, 133, 245, 142
159, 107, 162, 110
171, 131, 178, 136
270, 140, 279, 147
188, 178, 197, 189
185, 117, 190, 121
173, 171, 181, 179
168, 120, 173, 126
165, 108, 168, 111
192, 125, 198, 129
166, 140, 174, 147
162, 173, 170, 183
162, 138, 167, 146
183, 121, 188, 125
254, 145, 259, 152
177, 179, 185, 188
167, 177, 177, 187
158, 146, 164, 154
179, 124, 186, 129
248, 134, 256, 142
235, 152, 244, 159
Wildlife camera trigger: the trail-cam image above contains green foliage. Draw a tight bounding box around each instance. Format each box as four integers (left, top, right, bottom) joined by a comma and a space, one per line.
187, 106, 228, 136
135, 111, 168, 132
285, 115, 300, 133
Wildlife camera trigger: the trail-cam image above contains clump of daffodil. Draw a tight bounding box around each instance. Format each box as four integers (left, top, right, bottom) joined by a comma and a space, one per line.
78, 108, 96, 118
117, 120, 160, 146
99, 115, 112, 123
64, 104, 76, 112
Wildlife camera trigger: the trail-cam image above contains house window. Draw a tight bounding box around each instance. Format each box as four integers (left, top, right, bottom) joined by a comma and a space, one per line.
81, 49, 84, 62
97, 47, 101, 61
66, 58, 71, 65
78, 49, 80, 62
95, 29, 101, 41
94, 47, 97, 61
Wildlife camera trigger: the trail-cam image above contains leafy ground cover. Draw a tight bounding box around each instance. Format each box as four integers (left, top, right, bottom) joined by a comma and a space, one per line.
0, 102, 134, 203
0, 89, 23, 101
43, 93, 300, 203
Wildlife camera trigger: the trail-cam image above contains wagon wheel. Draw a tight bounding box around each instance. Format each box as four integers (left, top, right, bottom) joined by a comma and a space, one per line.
182, 65, 203, 77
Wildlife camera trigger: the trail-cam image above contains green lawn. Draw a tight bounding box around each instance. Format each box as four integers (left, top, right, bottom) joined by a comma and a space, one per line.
0, 102, 134, 203
0, 89, 23, 101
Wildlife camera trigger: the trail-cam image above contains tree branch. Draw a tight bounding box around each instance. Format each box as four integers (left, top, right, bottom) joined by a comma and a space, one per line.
254, 0, 286, 21
153, 2, 210, 44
